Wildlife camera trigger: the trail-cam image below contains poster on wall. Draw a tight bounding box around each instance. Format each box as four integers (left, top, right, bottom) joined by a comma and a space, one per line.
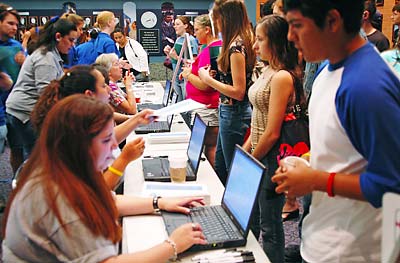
123, 2, 137, 40
29, 16, 38, 27
139, 29, 160, 54
161, 2, 176, 53
83, 16, 92, 27
40, 16, 49, 26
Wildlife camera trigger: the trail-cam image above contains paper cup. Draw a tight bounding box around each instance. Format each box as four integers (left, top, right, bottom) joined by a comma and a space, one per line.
169, 155, 187, 183
282, 156, 310, 170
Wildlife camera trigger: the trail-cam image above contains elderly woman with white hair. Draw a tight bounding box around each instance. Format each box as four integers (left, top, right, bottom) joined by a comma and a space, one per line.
95, 53, 137, 115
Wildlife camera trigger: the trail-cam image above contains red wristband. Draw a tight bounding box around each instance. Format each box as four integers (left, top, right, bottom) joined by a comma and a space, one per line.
327, 172, 336, 197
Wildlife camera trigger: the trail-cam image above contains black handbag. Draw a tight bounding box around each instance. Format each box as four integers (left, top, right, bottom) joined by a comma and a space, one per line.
263, 76, 310, 190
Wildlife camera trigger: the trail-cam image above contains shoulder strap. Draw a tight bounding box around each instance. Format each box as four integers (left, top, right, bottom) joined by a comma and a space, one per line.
128, 40, 138, 58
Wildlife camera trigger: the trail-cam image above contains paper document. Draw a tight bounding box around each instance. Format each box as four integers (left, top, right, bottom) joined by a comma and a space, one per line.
152, 99, 206, 120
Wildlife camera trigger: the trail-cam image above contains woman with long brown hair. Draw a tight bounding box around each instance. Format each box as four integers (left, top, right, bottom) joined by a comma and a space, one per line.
198, 0, 256, 185
244, 15, 304, 262
3, 95, 206, 262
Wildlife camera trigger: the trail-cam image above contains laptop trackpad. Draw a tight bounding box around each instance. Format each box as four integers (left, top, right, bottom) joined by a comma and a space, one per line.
162, 212, 190, 232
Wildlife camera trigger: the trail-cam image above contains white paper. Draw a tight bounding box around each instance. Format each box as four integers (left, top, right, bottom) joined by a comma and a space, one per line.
152, 99, 206, 120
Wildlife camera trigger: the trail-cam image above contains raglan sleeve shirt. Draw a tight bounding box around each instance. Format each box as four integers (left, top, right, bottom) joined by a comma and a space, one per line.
335, 49, 400, 208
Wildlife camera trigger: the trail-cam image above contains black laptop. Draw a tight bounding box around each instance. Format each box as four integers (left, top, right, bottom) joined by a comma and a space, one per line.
161, 145, 265, 252
137, 80, 172, 112
134, 89, 178, 134
142, 114, 207, 182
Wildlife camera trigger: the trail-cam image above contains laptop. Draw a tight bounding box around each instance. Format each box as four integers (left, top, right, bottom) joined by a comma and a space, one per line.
137, 80, 172, 112
161, 145, 265, 252
142, 114, 207, 182
134, 89, 178, 134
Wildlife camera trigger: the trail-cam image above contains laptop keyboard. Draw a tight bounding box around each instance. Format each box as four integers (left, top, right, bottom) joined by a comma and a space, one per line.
190, 206, 242, 242
138, 103, 163, 111
144, 121, 168, 130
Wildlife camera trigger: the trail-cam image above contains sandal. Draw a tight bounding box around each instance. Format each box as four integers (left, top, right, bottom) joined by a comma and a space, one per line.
282, 209, 299, 222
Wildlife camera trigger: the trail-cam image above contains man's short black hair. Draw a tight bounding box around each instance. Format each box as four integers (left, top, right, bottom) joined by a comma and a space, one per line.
283, 0, 364, 35
392, 3, 400, 12
261, 0, 276, 17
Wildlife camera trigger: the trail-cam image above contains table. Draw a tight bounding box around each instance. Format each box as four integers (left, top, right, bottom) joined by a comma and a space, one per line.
121, 82, 270, 262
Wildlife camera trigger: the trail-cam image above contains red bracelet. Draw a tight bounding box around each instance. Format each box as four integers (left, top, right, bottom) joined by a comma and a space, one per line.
327, 172, 336, 197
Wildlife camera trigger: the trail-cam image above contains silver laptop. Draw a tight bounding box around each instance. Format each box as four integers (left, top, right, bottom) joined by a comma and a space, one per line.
134, 89, 178, 134
137, 80, 172, 112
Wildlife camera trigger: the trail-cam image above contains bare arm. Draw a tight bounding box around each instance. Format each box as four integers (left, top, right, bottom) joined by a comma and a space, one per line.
272, 163, 364, 201
198, 52, 247, 100
181, 64, 209, 91
252, 71, 294, 160
114, 109, 153, 143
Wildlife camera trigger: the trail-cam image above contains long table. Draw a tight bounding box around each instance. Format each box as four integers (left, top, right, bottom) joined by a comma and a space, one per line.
121, 81, 270, 262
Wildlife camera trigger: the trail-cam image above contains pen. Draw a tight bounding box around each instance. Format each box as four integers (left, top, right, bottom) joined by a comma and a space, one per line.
192, 251, 253, 260
143, 155, 168, 158
195, 255, 255, 263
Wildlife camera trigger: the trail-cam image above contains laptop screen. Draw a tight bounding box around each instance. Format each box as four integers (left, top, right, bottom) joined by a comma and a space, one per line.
162, 80, 171, 106
187, 114, 206, 173
222, 146, 264, 232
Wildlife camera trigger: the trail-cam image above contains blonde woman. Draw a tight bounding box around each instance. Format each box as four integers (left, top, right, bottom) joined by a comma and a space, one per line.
80, 11, 119, 64
181, 14, 221, 167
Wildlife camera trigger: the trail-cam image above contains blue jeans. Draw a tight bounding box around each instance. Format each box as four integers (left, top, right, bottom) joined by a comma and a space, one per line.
251, 155, 285, 263
215, 103, 251, 185
174, 78, 185, 102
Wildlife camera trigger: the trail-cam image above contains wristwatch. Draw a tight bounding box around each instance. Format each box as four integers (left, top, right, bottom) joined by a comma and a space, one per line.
153, 196, 162, 211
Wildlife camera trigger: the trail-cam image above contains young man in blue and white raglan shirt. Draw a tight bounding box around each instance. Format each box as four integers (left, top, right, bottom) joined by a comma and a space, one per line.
272, 0, 400, 262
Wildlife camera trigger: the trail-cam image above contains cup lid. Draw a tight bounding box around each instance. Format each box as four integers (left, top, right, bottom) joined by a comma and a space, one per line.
283, 156, 310, 168
168, 155, 187, 168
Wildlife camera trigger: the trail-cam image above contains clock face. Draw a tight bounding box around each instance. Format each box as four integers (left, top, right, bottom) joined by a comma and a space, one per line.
141, 11, 157, 29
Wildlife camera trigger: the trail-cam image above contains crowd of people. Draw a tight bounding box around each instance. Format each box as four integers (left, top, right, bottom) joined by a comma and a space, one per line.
0, 0, 399, 262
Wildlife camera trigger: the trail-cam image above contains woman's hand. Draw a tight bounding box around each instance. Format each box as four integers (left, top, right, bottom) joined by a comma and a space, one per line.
120, 137, 145, 162
180, 64, 192, 80
163, 45, 172, 56
170, 223, 207, 253
271, 160, 317, 198
124, 71, 135, 87
133, 109, 155, 125
198, 65, 211, 83
158, 197, 205, 214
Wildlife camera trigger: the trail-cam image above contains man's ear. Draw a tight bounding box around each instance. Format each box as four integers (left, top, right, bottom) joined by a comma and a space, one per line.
55, 32, 61, 42
362, 10, 370, 21
326, 9, 342, 33
84, 89, 94, 97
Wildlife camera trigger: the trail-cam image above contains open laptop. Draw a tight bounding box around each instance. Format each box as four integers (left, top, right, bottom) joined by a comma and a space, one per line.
134, 89, 178, 134
137, 80, 172, 112
161, 145, 265, 252
142, 113, 207, 182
